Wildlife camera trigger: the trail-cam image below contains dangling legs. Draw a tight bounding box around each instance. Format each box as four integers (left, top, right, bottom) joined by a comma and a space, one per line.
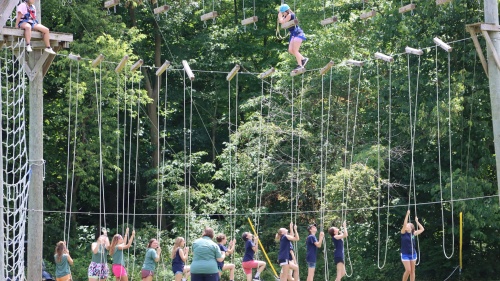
288, 37, 304, 67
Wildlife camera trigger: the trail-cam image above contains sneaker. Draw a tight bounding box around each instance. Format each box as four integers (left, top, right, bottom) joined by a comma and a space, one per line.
45, 47, 56, 55
252, 276, 262, 281
26, 45, 32, 52
181, 278, 187, 281
301, 57, 309, 67
292, 65, 303, 72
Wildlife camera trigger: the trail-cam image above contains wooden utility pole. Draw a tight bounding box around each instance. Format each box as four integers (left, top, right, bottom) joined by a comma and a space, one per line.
26, 0, 45, 279
484, 0, 500, 206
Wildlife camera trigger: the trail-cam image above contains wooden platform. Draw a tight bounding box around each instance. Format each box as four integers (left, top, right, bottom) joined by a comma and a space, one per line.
0, 27, 74, 79
1, 27, 73, 49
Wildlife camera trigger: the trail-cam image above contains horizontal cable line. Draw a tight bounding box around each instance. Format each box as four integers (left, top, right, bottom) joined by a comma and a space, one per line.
10, 194, 498, 216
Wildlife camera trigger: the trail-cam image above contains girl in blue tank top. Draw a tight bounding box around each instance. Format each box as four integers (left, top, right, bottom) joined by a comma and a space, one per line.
171, 237, 190, 281
400, 210, 425, 281
278, 3, 309, 72
328, 221, 348, 281
276, 222, 300, 281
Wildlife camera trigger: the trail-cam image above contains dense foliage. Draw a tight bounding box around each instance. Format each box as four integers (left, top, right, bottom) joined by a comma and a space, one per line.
14, 0, 500, 280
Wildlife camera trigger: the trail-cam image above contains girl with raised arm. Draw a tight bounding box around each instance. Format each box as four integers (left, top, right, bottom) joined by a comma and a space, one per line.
277, 222, 300, 281
401, 210, 424, 281
328, 221, 348, 281
109, 228, 135, 281
88, 229, 110, 281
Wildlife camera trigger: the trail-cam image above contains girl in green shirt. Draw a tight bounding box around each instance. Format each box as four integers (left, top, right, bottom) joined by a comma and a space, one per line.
54, 241, 73, 281
141, 238, 161, 281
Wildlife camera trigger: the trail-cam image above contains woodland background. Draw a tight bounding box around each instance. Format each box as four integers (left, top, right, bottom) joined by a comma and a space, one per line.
7, 0, 500, 280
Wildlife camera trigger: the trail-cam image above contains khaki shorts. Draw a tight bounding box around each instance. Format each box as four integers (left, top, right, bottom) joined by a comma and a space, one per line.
56, 274, 72, 281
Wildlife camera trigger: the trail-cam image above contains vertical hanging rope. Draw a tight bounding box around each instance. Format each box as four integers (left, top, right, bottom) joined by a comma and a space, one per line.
376, 61, 391, 269
228, 73, 234, 244
63, 63, 73, 244
233, 72, 239, 242
343, 66, 362, 278
183, 70, 188, 242
436, 48, 455, 260
132, 69, 142, 278
290, 76, 295, 223
322, 67, 335, 281
116, 70, 121, 232
293, 73, 305, 262
122, 73, 128, 234
188, 77, 194, 244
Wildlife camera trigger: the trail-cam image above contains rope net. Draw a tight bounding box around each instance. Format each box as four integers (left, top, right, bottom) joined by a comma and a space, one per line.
1, 40, 30, 281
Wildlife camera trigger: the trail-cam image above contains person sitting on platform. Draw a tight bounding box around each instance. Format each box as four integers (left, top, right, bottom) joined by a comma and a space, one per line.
15, 0, 56, 54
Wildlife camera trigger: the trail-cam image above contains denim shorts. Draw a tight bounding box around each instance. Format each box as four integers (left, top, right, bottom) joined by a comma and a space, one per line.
307, 262, 316, 268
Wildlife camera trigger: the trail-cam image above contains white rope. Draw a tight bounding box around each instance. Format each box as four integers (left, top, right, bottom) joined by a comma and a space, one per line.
290, 76, 296, 223
116, 69, 121, 232
294, 72, 305, 263
407, 53, 423, 264
342, 66, 362, 278
376, 60, 390, 269
188, 76, 194, 244
121, 73, 128, 234
435, 48, 455, 259
63, 62, 73, 244
132, 69, 142, 277
183, 70, 188, 242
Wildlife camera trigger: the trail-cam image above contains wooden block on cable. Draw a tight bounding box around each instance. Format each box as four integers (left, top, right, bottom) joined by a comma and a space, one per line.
201, 11, 218, 21
92, 54, 105, 67
104, 0, 120, 8
405, 46, 423, 55
156, 60, 171, 76
346, 59, 364, 67
321, 16, 338, 26
290, 67, 306, 76
281, 19, 298, 29
151, 0, 157, 4
226, 64, 240, 81
436, 0, 451, 5
319, 61, 334, 76
154, 5, 170, 14
182, 60, 195, 81
260, 67, 275, 79
130, 59, 143, 72
360, 10, 376, 20
241, 16, 258, 26
399, 4, 416, 13
115, 55, 129, 73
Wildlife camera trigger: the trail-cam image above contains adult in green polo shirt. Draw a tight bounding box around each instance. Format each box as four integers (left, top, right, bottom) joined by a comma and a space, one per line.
190, 227, 225, 281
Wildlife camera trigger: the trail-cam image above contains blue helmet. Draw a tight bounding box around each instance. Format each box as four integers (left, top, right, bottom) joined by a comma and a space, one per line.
279, 4, 290, 13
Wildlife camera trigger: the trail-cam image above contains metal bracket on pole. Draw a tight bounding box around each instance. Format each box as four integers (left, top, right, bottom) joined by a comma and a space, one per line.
466, 23, 500, 77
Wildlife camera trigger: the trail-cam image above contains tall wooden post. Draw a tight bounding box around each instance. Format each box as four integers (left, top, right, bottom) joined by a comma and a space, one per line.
484, 0, 500, 206
27, 0, 44, 280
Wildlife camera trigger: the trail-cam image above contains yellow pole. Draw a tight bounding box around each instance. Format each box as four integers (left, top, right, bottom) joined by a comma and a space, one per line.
459, 212, 463, 270
247, 217, 279, 278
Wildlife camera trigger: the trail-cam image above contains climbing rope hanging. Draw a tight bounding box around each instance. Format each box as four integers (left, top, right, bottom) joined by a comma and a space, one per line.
63, 59, 80, 247
435, 47, 455, 260
375, 60, 391, 270
406, 51, 423, 265
320, 66, 335, 281
342, 64, 362, 278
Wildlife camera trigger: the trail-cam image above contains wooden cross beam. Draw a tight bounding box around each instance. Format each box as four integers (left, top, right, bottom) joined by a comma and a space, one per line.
466, 23, 500, 77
